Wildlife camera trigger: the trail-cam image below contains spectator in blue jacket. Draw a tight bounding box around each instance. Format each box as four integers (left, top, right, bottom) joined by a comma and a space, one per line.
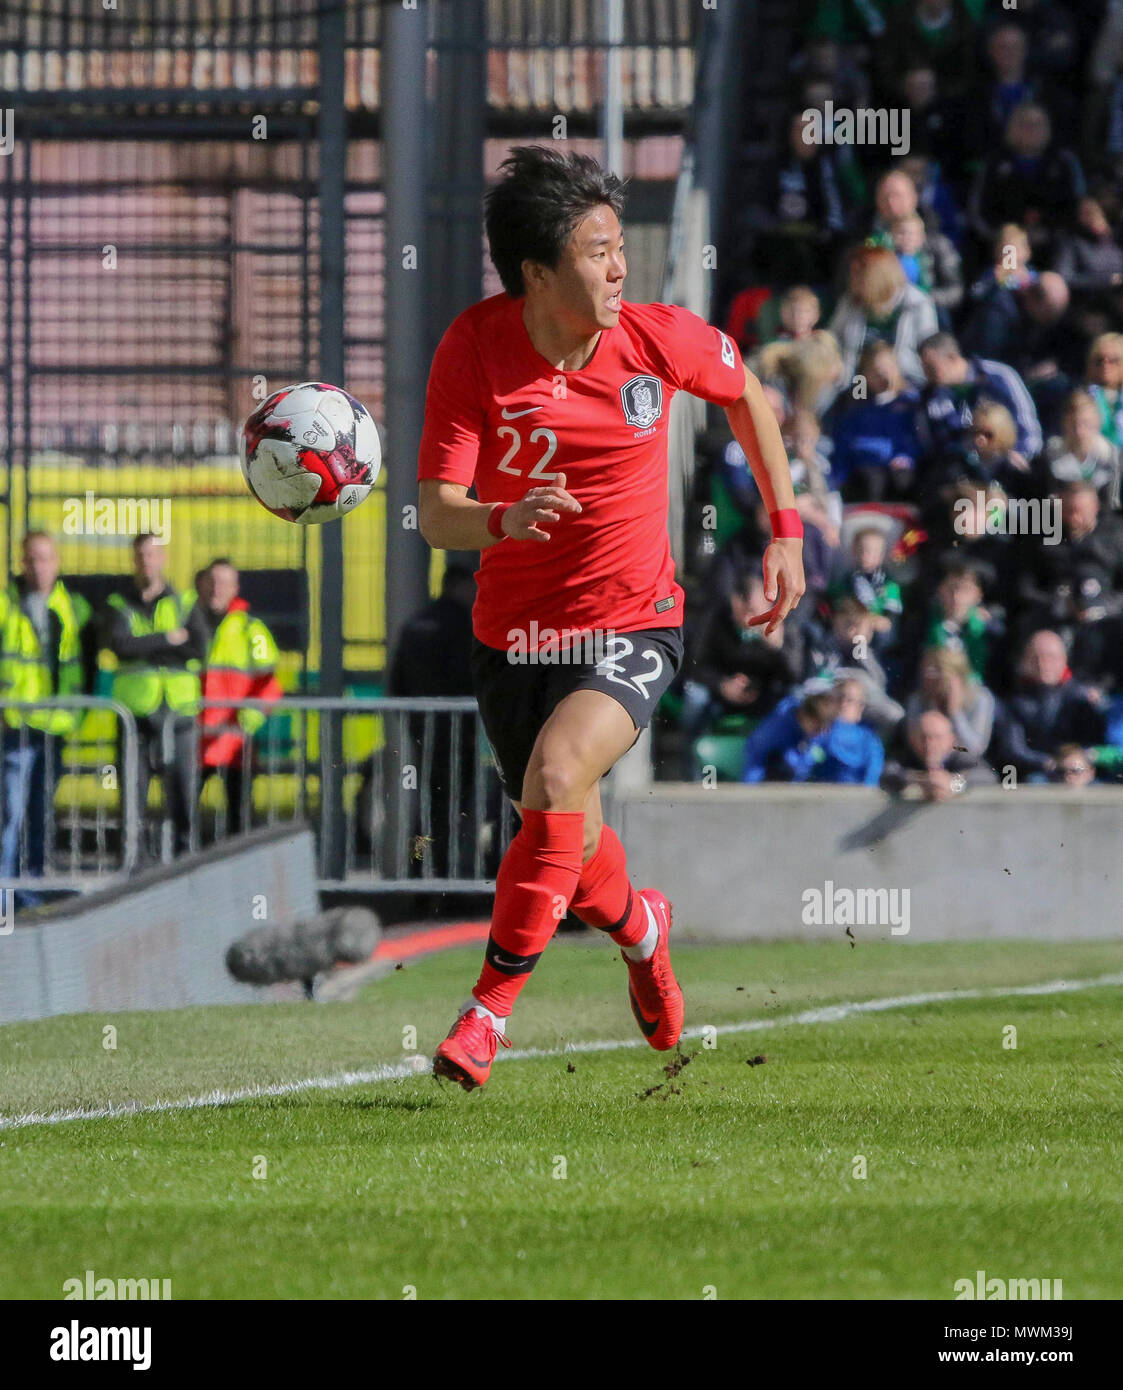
811, 677, 886, 785
741, 688, 840, 783
828, 341, 923, 501
1103, 699, 1123, 753
917, 331, 1043, 473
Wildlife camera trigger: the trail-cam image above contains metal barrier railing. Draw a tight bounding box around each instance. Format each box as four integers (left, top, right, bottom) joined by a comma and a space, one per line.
0, 694, 515, 897
0, 696, 140, 897
173, 696, 516, 892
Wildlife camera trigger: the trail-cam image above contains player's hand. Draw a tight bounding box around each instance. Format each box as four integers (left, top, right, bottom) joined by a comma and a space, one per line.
748, 538, 805, 637
165, 627, 189, 646
503, 473, 582, 542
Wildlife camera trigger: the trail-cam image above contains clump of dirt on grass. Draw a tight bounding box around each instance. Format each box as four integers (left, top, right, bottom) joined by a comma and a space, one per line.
637, 1046, 699, 1100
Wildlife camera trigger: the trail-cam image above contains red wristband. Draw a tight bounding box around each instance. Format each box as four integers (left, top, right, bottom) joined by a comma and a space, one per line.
487, 503, 511, 539
769, 507, 804, 539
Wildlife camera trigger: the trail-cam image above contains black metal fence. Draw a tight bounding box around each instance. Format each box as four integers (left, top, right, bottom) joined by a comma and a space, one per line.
0, 693, 516, 895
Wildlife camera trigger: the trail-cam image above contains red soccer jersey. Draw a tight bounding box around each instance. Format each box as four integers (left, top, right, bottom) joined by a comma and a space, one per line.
417, 293, 745, 650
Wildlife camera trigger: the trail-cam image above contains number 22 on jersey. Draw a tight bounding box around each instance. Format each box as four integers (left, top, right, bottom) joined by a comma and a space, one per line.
496, 424, 560, 482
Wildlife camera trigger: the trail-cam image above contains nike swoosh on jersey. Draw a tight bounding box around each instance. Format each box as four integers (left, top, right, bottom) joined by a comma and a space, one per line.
500, 405, 542, 418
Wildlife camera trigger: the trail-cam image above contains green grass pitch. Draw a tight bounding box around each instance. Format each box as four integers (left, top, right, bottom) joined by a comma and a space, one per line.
2, 939, 1121, 1300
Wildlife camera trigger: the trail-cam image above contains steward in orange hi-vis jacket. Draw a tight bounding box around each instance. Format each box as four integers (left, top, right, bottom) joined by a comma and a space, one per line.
196, 560, 282, 835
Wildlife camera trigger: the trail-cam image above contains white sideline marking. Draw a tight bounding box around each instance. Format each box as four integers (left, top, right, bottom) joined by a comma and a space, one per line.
2, 972, 1120, 1132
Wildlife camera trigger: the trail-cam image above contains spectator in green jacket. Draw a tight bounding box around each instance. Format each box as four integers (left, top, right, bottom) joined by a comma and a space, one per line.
829, 525, 904, 656
925, 562, 994, 679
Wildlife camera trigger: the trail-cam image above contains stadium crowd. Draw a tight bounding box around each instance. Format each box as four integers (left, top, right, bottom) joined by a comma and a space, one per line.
684, 0, 1123, 791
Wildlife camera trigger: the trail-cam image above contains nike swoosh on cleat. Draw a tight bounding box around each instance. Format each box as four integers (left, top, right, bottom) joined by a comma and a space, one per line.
628, 986, 659, 1038
500, 405, 542, 418
464, 1052, 492, 1069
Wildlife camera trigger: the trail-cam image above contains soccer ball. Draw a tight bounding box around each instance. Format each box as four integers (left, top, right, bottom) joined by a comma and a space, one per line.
240, 381, 381, 524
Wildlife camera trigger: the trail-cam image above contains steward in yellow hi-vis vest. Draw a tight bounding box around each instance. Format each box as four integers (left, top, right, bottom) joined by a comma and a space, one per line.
0, 532, 93, 896
195, 559, 283, 837
104, 534, 208, 858
105, 586, 201, 718
0, 580, 90, 732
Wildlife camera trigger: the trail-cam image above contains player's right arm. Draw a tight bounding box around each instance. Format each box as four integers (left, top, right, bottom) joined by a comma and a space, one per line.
418, 477, 582, 549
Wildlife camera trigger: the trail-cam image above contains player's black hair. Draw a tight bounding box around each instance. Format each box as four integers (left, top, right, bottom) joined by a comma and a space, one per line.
485, 145, 627, 297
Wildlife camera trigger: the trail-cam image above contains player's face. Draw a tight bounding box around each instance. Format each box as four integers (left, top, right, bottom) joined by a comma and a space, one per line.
548, 206, 626, 331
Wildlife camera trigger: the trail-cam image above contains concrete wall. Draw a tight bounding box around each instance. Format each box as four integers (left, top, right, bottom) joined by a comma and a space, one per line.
0, 824, 318, 1023
615, 786, 1123, 943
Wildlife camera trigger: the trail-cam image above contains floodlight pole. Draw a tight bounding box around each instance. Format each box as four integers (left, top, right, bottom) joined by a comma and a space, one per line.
429, 0, 485, 350
318, 0, 347, 879
318, 0, 346, 701
601, 0, 624, 176
383, 0, 432, 657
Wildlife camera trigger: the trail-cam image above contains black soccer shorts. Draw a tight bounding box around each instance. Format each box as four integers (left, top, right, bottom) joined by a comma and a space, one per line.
471, 625, 684, 800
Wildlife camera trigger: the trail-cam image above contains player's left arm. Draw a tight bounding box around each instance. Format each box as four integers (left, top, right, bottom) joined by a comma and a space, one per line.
724, 363, 806, 636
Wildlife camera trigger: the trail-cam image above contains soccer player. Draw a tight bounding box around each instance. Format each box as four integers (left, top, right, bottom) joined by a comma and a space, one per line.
417, 147, 805, 1090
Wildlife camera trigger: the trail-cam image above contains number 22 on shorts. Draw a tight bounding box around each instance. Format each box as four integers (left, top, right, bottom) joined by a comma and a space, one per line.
597, 635, 663, 699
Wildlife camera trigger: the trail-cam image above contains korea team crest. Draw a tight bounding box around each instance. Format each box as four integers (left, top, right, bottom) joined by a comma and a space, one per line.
619, 375, 664, 429
718, 329, 737, 369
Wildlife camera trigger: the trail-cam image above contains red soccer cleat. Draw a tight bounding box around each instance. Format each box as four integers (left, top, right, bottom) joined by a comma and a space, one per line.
626, 889, 685, 1051
432, 1007, 511, 1091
